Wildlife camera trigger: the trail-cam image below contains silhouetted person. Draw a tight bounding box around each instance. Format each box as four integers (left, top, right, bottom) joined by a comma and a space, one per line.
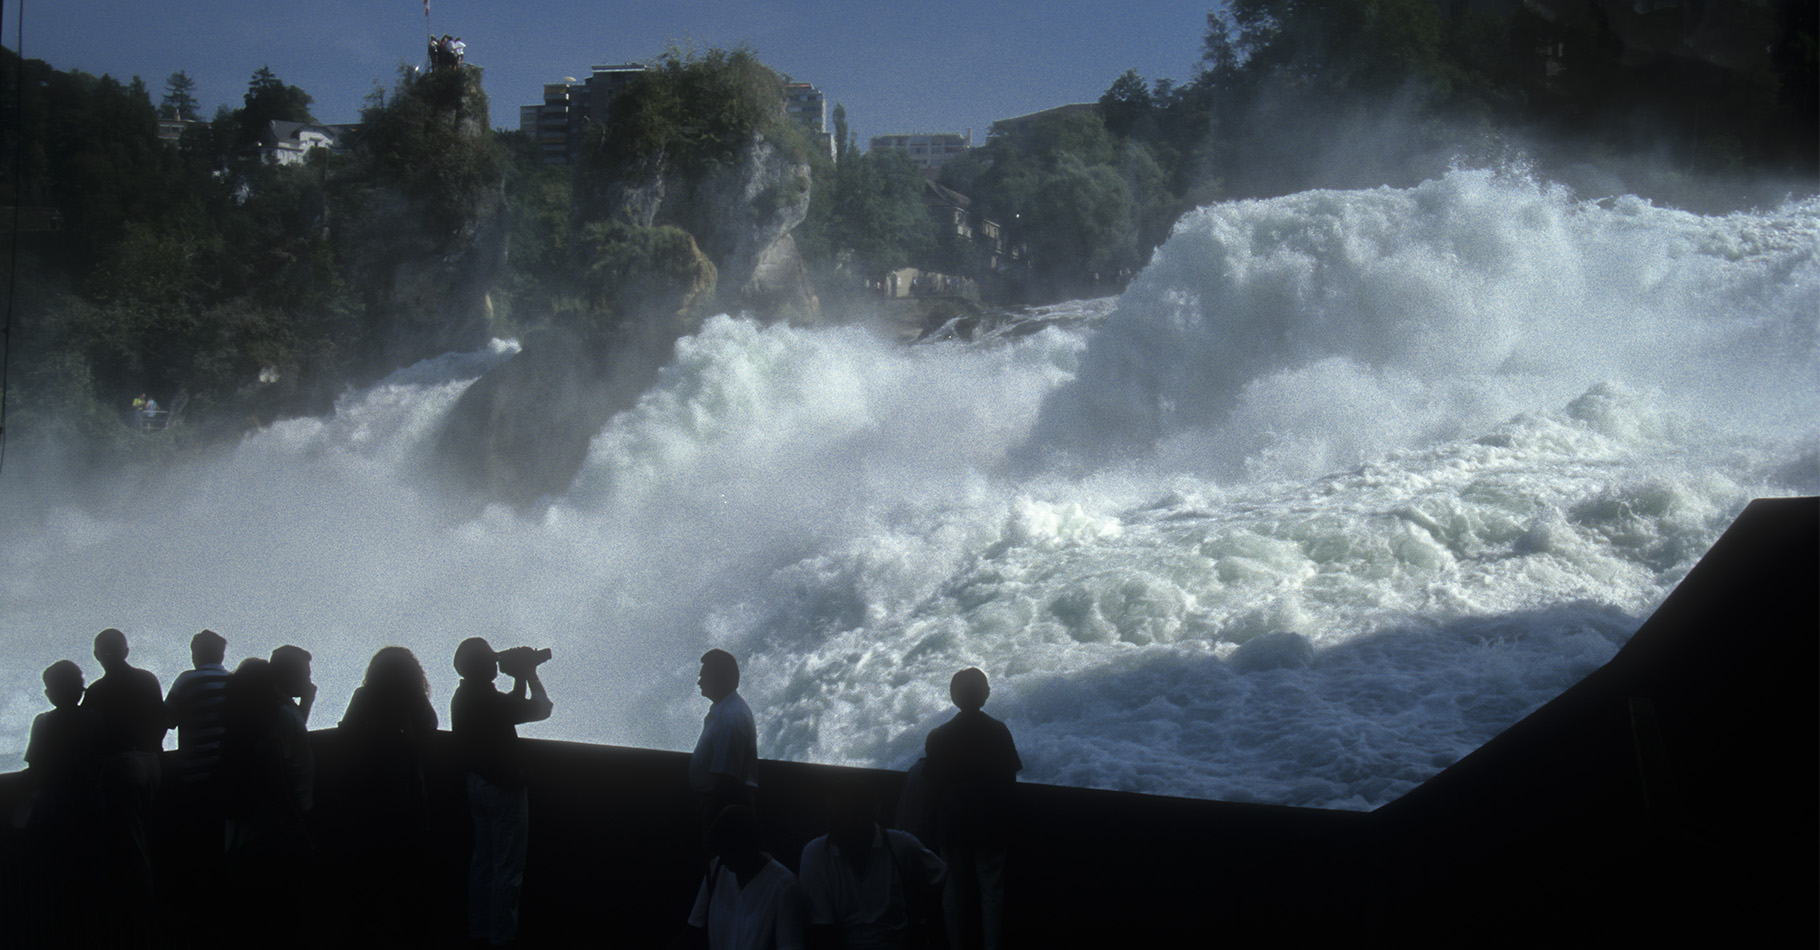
81, 627, 166, 931
692, 649, 758, 828
84, 628, 167, 758
219, 656, 313, 947
166, 629, 232, 804
341, 646, 438, 739
338, 646, 439, 944
687, 805, 806, 950
270, 644, 318, 818
25, 658, 101, 812
798, 777, 945, 949
23, 661, 102, 833
923, 668, 1021, 950
221, 658, 311, 850
452, 637, 553, 948
163, 629, 235, 919
21, 660, 103, 947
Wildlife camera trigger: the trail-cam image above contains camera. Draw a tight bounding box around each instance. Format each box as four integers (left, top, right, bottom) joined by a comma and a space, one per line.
496, 646, 553, 678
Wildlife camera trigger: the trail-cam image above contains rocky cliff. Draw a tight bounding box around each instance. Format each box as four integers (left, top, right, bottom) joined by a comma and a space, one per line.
335, 65, 508, 383
437, 53, 827, 505
599, 129, 819, 325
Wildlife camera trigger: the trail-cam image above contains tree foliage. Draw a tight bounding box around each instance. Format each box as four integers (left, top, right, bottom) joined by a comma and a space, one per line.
1, 54, 361, 445
354, 64, 506, 233
951, 109, 1174, 297
822, 147, 934, 276
1188, 0, 1816, 192
238, 65, 315, 147
160, 70, 201, 121
587, 47, 814, 179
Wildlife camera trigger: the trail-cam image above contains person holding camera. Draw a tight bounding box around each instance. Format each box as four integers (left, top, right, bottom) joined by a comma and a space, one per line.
452, 637, 553, 948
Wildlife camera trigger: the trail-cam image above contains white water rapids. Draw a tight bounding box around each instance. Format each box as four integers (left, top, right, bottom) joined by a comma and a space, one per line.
3, 169, 1814, 809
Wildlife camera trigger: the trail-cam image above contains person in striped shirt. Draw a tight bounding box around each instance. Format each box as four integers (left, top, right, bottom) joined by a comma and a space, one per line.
166, 629, 232, 789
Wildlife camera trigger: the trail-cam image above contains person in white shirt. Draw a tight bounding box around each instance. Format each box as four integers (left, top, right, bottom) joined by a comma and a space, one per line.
798, 778, 945, 949
691, 649, 758, 824
688, 806, 804, 950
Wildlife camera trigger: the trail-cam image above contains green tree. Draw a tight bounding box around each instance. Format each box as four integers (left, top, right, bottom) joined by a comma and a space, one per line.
1099, 69, 1156, 140
829, 147, 934, 275
494, 129, 577, 328
354, 64, 505, 232
586, 47, 812, 181
832, 102, 850, 164
961, 109, 1165, 298
238, 66, 315, 147
160, 70, 200, 121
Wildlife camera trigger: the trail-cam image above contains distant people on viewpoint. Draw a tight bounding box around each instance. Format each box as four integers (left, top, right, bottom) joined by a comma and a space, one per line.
798, 777, 945, 949
452, 637, 554, 949
429, 33, 464, 70
923, 667, 1021, 950
687, 805, 806, 950
82, 627, 166, 919
692, 649, 759, 828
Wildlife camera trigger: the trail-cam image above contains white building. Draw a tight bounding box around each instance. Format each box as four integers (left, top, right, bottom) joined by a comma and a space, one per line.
257, 120, 358, 166
867, 131, 973, 172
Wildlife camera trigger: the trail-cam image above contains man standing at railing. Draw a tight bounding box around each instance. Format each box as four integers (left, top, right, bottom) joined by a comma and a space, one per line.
452, 637, 554, 949
691, 649, 758, 829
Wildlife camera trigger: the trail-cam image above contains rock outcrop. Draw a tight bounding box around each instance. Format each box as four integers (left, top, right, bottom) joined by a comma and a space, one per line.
437, 230, 716, 507
335, 66, 508, 383
434, 323, 675, 507
597, 130, 819, 324
338, 187, 507, 378
437, 53, 825, 505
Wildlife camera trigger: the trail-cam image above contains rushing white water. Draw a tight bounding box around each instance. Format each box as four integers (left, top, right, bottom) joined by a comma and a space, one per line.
3, 170, 1815, 809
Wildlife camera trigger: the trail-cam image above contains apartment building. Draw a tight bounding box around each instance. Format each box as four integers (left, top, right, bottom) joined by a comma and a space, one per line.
523, 66, 833, 165
867, 131, 973, 172
517, 63, 646, 165
785, 82, 836, 159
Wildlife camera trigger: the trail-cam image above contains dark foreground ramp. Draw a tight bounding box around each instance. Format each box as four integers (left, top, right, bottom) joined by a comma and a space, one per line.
1372, 494, 1817, 945
1, 498, 1812, 947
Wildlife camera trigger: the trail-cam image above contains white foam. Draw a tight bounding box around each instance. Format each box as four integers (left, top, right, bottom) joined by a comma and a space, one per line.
2, 170, 1813, 810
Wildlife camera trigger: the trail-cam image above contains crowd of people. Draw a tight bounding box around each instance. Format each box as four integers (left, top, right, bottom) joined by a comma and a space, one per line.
429, 33, 467, 71
15, 629, 1020, 949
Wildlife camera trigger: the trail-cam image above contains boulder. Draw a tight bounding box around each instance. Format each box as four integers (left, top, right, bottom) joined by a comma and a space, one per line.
435, 319, 682, 507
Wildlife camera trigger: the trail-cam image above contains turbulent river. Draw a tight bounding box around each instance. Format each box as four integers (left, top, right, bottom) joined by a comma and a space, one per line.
3, 169, 1815, 809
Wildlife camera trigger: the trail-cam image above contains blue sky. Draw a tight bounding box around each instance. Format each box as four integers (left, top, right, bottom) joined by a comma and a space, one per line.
10, 0, 1215, 147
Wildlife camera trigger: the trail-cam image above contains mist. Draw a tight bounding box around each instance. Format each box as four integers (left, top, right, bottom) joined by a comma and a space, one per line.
3, 165, 1814, 809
